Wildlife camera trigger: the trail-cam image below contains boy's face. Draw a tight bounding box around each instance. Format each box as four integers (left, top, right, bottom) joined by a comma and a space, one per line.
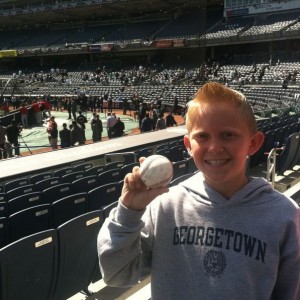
184, 102, 264, 198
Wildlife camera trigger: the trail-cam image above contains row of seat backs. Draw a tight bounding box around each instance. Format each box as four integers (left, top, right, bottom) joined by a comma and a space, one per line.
0, 157, 196, 216
250, 125, 300, 168
0, 204, 116, 300
0, 180, 123, 246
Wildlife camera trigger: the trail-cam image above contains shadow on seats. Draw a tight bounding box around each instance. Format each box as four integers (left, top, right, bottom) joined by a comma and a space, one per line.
9, 204, 53, 243
52, 210, 103, 300
0, 229, 58, 300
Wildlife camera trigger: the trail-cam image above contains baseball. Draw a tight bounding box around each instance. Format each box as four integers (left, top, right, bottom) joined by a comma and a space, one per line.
139, 154, 173, 188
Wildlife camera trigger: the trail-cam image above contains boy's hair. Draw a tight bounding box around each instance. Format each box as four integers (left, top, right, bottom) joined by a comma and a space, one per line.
186, 82, 257, 134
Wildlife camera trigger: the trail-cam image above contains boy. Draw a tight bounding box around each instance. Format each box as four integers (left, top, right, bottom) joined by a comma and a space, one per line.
98, 82, 300, 299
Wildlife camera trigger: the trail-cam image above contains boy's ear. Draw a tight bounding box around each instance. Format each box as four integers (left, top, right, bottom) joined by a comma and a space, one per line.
248, 131, 265, 156
183, 135, 192, 156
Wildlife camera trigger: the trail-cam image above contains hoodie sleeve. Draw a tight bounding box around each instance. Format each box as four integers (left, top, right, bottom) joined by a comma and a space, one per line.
272, 207, 300, 300
97, 201, 153, 287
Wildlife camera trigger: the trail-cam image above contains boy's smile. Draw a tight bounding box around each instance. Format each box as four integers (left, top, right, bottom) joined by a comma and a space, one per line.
184, 102, 264, 198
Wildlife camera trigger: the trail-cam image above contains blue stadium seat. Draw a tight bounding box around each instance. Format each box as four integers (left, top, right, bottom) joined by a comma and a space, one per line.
0, 201, 7, 218
172, 160, 188, 180
105, 160, 125, 171
34, 177, 60, 192
0, 217, 8, 248
6, 184, 35, 201
42, 183, 72, 204
29, 172, 53, 184
0, 229, 58, 300
73, 162, 93, 172
61, 171, 84, 183
52, 193, 88, 228
9, 204, 53, 242
52, 166, 73, 177
8, 192, 44, 215
71, 175, 98, 193
85, 165, 106, 176
97, 168, 122, 186
169, 172, 196, 187
52, 210, 103, 300
0, 193, 6, 202
120, 162, 139, 178
277, 133, 300, 175
4, 177, 29, 193
88, 182, 121, 211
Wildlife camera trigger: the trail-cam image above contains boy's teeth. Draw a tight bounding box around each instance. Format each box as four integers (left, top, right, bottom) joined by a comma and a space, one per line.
206, 159, 227, 166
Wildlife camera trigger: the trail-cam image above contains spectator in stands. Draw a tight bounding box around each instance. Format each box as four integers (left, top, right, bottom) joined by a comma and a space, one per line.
6, 120, 22, 156
59, 123, 71, 148
165, 111, 177, 127
19, 103, 29, 128
98, 82, 300, 299
0, 120, 7, 159
91, 114, 103, 142
155, 113, 166, 130
141, 112, 153, 133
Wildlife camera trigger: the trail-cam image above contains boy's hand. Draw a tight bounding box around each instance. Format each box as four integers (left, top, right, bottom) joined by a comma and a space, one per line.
120, 157, 169, 211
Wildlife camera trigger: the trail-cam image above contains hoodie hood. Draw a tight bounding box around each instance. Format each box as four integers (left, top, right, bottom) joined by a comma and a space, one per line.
179, 172, 275, 206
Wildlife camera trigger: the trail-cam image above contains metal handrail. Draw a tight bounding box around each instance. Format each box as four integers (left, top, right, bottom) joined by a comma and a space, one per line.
267, 148, 277, 188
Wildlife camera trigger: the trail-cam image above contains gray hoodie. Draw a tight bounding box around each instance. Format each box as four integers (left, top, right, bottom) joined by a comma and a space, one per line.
98, 173, 300, 300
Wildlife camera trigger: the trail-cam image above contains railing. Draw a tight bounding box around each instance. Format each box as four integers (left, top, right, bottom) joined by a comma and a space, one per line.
267, 148, 277, 188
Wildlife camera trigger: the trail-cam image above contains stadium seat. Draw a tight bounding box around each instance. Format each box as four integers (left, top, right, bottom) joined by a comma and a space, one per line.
9, 204, 53, 242
52, 210, 103, 300
170, 145, 185, 162
172, 160, 188, 180
136, 147, 153, 159
71, 175, 99, 193
88, 182, 122, 211
34, 177, 60, 191
0, 229, 58, 300
42, 183, 72, 204
85, 165, 106, 176
52, 193, 88, 228
61, 171, 85, 183
186, 157, 198, 173
8, 192, 44, 215
0, 217, 8, 248
52, 166, 74, 177
120, 162, 139, 178
0, 193, 6, 202
101, 200, 118, 220
0, 201, 7, 218
29, 172, 53, 184
4, 177, 29, 193
105, 160, 125, 171
6, 184, 35, 201
169, 172, 196, 187
73, 162, 93, 172
156, 148, 173, 162
277, 133, 300, 175
97, 168, 122, 186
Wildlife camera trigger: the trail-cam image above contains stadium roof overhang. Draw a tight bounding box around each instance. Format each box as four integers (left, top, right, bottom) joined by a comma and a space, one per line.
0, 0, 223, 28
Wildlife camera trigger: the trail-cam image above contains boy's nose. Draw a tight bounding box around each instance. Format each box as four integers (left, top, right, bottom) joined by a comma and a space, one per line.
208, 140, 224, 152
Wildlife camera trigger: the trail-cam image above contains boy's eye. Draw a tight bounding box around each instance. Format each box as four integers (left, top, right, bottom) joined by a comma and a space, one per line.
223, 132, 236, 138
